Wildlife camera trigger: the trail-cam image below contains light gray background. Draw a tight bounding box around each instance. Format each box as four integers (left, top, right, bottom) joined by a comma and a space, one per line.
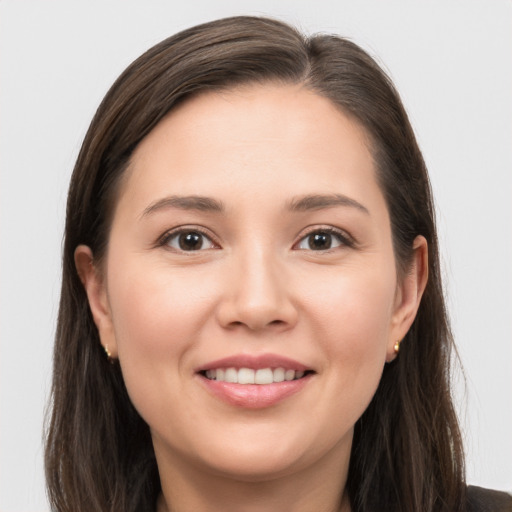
1, 1, 511, 510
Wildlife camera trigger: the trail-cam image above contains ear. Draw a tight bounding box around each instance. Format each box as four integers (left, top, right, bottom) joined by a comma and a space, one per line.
74, 245, 118, 358
386, 235, 428, 362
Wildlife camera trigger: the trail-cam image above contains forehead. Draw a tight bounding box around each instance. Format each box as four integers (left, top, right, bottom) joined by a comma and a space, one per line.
117, 83, 381, 214
137, 83, 372, 156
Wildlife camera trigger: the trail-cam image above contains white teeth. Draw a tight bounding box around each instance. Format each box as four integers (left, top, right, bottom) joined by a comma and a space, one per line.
204, 367, 307, 384
255, 368, 273, 384
285, 369, 295, 381
224, 367, 238, 383
238, 368, 255, 384
273, 367, 285, 382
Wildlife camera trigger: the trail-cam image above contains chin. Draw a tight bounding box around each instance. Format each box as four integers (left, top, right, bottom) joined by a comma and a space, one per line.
203, 451, 307, 483
190, 426, 349, 483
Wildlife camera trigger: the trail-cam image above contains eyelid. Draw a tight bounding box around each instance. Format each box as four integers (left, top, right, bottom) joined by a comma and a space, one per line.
156, 225, 220, 252
292, 225, 355, 251
155, 224, 354, 252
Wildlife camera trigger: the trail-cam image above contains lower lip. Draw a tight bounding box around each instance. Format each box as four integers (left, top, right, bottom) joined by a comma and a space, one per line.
198, 374, 312, 409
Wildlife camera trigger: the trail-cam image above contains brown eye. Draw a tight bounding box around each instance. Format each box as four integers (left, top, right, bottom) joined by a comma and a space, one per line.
296, 229, 346, 251
308, 233, 332, 250
165, 230, 216, 251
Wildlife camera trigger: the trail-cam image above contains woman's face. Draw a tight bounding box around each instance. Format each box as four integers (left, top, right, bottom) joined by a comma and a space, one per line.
79, 84, 425, 481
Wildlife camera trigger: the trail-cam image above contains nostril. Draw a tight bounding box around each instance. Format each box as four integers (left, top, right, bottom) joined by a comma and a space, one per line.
227, 319, 284, 329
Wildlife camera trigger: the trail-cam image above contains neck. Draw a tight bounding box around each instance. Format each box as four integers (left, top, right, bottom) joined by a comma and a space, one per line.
154, 438, 352, 512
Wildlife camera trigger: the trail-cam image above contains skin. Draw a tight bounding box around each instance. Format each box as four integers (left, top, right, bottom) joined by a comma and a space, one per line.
76, 84, 428, 512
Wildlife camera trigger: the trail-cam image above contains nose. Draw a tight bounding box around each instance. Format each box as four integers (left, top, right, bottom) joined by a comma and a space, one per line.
216, 246, 298, 332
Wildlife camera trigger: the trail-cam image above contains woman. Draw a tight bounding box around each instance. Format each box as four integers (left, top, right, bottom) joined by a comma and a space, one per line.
44, 16, 511, 512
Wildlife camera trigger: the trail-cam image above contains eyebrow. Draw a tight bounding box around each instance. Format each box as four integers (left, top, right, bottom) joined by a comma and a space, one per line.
141, 195, 225, 218
141, 192, 369, 219
287, 194, 370, 214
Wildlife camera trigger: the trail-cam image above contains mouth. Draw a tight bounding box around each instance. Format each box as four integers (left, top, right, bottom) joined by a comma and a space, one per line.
200, 367, 313, 384
195, 354, 315, 408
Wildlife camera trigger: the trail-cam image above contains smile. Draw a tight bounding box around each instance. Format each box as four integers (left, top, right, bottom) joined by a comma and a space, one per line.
196, 354, 314, 408
203, 367, 306, 384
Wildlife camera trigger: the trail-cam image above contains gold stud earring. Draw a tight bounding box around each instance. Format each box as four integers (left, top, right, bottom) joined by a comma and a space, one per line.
104, 344, 113, 362
394, 339, 401, 354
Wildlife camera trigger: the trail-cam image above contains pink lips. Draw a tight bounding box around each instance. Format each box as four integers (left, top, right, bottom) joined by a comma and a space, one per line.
195, 353, 313, 409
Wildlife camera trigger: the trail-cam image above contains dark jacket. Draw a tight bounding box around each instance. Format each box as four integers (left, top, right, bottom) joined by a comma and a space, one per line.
467, 486, 512, 511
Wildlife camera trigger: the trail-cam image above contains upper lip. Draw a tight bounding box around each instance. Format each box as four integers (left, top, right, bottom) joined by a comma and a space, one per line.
195, 353, 312, 373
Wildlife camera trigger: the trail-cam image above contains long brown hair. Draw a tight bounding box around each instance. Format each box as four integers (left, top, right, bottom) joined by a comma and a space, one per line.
45, 16, 465, 512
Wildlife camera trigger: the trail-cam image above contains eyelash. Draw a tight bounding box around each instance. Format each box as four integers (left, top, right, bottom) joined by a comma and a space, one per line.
156, 225, 355, 253
293, 226, 355, 251
157, 226, 219, 252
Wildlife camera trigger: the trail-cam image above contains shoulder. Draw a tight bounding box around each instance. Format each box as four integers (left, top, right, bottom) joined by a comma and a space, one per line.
466, 485, 512, 512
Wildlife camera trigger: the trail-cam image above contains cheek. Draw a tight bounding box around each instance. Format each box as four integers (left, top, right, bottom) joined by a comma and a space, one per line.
302, 263, 396, 402
307, 262, 395, 342
108, 257, 217, 349
105, 256, 220, 412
